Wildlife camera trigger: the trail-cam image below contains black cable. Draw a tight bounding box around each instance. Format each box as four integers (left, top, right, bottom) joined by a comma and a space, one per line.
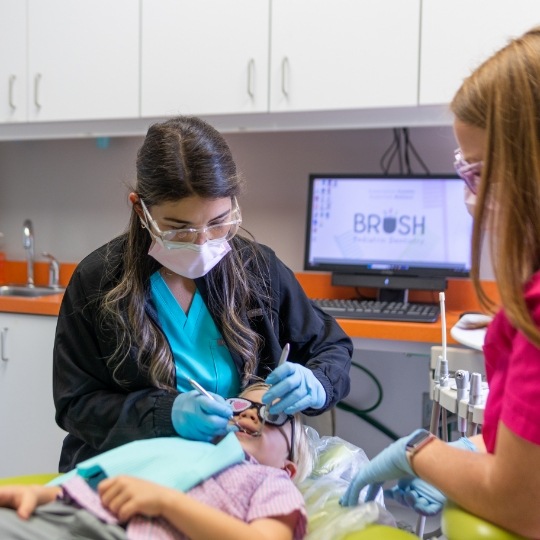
336, 402, 400, 441
379, 127, 431, 176
349, 360, 383, 413
336, 359, 400, 442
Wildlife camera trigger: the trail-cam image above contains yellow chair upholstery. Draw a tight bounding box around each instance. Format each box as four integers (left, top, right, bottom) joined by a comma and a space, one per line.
0, 473, 60, 486
343, 525, 418, 539
442, 502, 527, 540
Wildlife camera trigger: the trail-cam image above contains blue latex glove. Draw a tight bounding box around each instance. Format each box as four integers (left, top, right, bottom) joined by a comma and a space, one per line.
339, 429, 424, 507
384, 436, 477, 516
262, 362, 326, 414
385, 478, 446, 517
171, 390, 235, 442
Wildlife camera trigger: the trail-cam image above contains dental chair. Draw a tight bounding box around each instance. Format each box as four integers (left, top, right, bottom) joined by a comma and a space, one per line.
0, 430, 526, 539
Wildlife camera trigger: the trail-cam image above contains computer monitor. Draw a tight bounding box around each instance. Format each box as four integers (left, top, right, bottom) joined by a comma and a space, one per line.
304, 174, 473, 303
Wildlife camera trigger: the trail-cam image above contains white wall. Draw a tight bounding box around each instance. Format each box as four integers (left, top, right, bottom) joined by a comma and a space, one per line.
0, 125, 460, 272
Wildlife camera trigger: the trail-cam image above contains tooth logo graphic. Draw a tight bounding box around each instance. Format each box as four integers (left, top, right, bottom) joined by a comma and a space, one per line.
383, 210, 397, 233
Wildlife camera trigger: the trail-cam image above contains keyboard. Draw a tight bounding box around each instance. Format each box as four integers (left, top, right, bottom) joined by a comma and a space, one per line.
313, 298, 440, 323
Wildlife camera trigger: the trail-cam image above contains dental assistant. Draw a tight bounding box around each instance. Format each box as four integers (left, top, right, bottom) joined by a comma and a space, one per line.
53, 115, 352, 472
341, 27, 540, 538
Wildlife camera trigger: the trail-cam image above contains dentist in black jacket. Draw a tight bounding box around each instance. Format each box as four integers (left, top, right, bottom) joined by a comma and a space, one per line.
53, 116, 352, 472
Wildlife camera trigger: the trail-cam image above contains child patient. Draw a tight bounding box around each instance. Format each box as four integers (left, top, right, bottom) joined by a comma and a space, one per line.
0, 383, 314, 540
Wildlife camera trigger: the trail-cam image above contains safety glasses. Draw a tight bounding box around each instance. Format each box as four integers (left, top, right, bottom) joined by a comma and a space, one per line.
139, 198, 241, 245
226, 397, 295, 461
453, 148, 483, 194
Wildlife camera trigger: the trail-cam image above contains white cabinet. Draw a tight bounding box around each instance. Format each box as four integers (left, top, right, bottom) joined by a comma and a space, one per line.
420, 0, 540, 105
26, 0, 139, 122
0, 313, 65, 476
0, 0, 139, 125
269, 0, 420, 113
141, 0, 269, 117
0, 0, 27, 123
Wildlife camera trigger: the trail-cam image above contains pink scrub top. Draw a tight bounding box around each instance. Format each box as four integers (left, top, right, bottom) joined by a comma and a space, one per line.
482, 271, 540, 453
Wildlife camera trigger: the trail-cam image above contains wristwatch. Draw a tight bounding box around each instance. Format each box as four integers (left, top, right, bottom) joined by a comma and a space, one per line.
405, 429, 436, 467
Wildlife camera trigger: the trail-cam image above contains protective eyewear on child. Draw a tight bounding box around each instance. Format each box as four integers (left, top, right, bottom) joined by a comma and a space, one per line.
139, 198, 242, 245
227, 397, 295, 461
227, 397, 292, 427
453, 148, 483, 194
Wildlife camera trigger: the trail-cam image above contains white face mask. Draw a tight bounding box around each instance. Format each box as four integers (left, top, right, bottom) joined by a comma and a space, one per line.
148, 236, 231, 279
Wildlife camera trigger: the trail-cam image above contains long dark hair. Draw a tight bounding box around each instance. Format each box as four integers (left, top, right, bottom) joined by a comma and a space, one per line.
101, 116, 271, 389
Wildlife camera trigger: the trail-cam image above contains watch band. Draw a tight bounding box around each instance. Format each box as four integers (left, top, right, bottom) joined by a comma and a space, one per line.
405, 429, 436, 468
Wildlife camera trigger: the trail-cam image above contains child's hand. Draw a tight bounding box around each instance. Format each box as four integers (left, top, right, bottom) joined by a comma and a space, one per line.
0, 485, 60, 519
98, 476, 171, 522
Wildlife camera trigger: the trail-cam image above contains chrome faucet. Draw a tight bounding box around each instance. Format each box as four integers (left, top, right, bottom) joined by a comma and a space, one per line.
22, 219, 34, 287
42, 252, 60, 289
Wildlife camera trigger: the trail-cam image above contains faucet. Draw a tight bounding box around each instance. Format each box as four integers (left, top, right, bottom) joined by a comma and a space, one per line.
23, 219, 34, 287
42, 252, 60, 289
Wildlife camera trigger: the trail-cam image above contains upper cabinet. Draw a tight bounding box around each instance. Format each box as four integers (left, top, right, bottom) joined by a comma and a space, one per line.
269, 0, 420, 112
1, 0, 139, 124
0, 1, 27, 123
27, 0, 139, 122
420, 0, 540, 105
141, 0, 269, 117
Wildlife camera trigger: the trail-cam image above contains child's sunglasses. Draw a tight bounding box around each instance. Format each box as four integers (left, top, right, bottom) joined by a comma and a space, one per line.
226, 397, 295, 461
226, 397, 292, 427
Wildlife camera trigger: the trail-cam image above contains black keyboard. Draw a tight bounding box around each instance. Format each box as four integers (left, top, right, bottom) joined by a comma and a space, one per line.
313, 298, 440, 323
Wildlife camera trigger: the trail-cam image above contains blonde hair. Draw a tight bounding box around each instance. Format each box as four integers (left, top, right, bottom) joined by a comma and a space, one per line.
451, 26, 540, 348
239, 382, 315, 484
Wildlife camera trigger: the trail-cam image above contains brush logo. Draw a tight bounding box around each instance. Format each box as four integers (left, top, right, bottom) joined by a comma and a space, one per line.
354, 210, 426, 235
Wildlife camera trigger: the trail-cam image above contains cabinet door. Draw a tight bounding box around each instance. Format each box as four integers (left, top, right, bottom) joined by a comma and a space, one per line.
0, 314, 65, 476
420, 0, 540, 105
270, 0, 420, 112
0, 0, 27, 123
141, 0, 269, 117
27, 0, 139, 122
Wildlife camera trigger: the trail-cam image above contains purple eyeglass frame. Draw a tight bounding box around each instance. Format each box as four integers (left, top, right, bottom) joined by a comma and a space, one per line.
453, 148, 483, 194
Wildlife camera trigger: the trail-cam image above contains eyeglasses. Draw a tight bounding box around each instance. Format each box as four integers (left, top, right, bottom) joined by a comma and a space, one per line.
139, 198, 241, 245
453, 148, 483, 194
226, 397, 295, 461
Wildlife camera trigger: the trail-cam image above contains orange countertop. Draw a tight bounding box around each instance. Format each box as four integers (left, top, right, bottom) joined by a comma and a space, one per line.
0, 261, 76, 316
0, 262, 499, 345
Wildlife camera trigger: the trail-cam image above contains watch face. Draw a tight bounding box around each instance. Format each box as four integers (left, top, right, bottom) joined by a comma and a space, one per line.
407, 430, 430, 449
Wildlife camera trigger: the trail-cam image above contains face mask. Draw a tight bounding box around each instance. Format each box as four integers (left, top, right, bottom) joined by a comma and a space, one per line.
464, 185, 476, 217
148, 236, 231, 279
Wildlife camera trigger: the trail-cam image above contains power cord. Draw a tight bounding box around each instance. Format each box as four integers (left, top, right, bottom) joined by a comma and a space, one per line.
380, 128, 431, 175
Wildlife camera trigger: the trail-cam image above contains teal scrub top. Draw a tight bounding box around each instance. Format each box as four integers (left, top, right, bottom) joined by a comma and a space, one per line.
150, 271, 240, 397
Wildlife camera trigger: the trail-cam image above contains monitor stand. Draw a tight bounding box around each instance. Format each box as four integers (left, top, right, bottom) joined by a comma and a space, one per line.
378, 288, 408, 303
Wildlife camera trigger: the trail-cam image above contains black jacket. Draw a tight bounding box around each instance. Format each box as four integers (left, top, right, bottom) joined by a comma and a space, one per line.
53, 235, 352, 471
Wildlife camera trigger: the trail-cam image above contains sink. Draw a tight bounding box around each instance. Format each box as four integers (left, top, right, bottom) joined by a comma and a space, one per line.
0, 285, 65, 298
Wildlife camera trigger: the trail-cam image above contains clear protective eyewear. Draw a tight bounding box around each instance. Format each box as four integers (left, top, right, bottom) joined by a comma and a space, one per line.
226, 397, 295, 461
139, 198, 241, 245
453, 148, 483, 195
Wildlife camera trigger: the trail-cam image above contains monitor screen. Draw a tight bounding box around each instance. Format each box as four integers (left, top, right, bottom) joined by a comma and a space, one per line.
304, 174, 473, 295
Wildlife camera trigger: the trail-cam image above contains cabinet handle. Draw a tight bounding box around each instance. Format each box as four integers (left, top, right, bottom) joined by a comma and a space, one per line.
247, 58, 255, 98
1, 328, 8, 362
281, 57, 290, 97
8, 75, 16, 110
34, 73, 42, 109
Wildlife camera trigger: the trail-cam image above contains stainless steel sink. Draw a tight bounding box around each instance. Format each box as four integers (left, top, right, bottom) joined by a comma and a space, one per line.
0, 285, 65, 298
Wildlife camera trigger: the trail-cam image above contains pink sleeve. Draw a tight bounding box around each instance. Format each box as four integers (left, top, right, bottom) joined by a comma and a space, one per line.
246, 469, 307, 540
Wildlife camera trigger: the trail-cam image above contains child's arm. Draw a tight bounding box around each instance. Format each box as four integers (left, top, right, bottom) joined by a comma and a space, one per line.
0, 485, 61, 519
98, 476, 298, 540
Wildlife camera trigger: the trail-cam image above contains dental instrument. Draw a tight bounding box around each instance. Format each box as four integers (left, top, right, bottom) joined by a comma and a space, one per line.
455, 369, 470, 436
259, 343, 290, 435
188, 378, 245, 433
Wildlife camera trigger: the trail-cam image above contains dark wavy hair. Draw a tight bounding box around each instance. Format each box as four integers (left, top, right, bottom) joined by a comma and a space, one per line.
101, 116, 271, 389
